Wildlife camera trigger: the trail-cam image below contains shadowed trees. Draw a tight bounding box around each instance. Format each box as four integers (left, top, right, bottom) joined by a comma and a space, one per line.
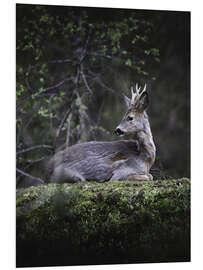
16, 5, 190, 187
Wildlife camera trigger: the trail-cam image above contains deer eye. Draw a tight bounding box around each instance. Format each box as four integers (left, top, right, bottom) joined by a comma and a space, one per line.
127, 116, 133, 121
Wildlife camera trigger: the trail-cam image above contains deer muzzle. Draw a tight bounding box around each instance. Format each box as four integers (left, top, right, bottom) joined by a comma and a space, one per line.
114, 128, 124, 136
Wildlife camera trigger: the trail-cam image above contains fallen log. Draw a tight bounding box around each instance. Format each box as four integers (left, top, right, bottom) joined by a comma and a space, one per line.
16, 178, 190, 267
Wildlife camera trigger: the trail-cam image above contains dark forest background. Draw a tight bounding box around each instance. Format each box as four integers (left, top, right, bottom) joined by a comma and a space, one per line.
16, 4, 190, 188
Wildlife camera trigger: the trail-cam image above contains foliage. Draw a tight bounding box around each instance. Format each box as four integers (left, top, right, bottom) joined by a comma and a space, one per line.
16, 178, 190, 267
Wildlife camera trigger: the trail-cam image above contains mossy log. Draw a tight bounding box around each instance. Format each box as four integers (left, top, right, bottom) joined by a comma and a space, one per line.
16, 178, 190, 267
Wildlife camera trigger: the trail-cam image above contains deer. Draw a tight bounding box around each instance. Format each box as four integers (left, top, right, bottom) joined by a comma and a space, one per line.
47, 84, 156, 183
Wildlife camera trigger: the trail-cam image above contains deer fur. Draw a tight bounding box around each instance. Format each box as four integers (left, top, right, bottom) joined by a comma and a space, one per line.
47, 84, 156, 183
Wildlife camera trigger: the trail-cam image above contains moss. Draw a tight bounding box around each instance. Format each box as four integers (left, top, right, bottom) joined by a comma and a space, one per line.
16, 178, 190, 267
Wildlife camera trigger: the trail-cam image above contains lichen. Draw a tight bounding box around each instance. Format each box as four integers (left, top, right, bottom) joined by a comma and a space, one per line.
16, 178, 190, 267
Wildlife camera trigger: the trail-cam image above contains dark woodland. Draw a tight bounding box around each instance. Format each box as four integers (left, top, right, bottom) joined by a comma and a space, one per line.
16, 4, 190, 186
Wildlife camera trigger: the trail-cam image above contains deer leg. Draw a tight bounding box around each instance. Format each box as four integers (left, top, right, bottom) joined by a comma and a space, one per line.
110, 172, 153, 181
127, 173, 153, 181
50, 165, 85, 183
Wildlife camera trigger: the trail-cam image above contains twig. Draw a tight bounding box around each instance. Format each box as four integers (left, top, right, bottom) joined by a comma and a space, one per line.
16, 162, 33, 184
76, 90, 92, 124
79, 30, 91, 64
16, 168, 44, 184
17, 145, 53, 156
89, 74, 115, 93
65, 114, 72, 147
37, 77, 74, 96
97, 99, 104, 125
23, 105, 41, 130
80, 67, 93, 94
87, 52, 113, 60
87, 71, 112, 90
75, 65, 81, 87
24, 65, 33, 92
26, 157, 46, 164
47, 59, 72, 64
53, 86, 78, 148
55, 108, 72, 138
49, 94, 56, 131
26, 58, 73, 73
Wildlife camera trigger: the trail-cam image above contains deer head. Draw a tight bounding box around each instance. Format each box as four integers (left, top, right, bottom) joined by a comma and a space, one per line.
115, 84, 149, 136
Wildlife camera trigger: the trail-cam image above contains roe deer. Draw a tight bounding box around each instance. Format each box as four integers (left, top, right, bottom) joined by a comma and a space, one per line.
47, 84, 156, 183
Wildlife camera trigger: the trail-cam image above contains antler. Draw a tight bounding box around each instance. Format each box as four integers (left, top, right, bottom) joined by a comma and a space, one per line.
130, 83, 147, 105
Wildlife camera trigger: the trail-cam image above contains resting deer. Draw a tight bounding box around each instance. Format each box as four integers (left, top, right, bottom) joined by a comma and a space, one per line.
47, 84, 156, 183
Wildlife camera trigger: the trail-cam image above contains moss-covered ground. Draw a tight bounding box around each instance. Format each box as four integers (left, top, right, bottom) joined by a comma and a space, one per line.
16, 178, 190, 267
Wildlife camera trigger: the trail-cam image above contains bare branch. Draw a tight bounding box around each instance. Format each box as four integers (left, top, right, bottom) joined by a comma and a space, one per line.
16, 157, 46, 185
37, 77, 74, 96
17, 145, 53, 156
97, 99, 104, 125
25, 65, 33, 92
26, 58, 73, 73
75, 66, 81, 87
53, 87, 78, 147
80, 65, 93, 94
55, 108, 72, 139
23, 105, 41, 129
16, 168, 44, 184
49, 94, 56, 131
47, 59, 72, 64
87, 52, 113, 60
79, 30, 91, 64
87, 72, 115, 93
26, 157, 46, 164
65, 114, 72, 147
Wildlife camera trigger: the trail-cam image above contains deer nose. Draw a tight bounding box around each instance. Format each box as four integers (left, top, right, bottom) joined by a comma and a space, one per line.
114, 128, 124, 136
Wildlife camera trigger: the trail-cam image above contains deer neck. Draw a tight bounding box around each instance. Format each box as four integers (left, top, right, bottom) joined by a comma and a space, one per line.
136, 115, 156, 167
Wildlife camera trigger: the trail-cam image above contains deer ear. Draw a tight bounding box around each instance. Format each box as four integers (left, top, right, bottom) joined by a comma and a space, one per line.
123, 95, 131, 109
138, 92, 149, 111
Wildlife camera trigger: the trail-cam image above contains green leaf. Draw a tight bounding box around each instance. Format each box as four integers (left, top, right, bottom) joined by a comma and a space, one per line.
125, 59, 132, 67
150, 48, 160, 56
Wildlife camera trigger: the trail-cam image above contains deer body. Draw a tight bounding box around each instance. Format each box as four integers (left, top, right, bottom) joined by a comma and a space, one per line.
48, 84, 156, 183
